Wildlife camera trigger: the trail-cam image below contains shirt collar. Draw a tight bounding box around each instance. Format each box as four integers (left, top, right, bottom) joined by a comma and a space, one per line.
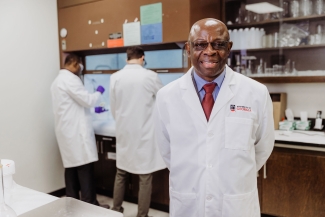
193, 68, 226, 91
123, 64, 143, 70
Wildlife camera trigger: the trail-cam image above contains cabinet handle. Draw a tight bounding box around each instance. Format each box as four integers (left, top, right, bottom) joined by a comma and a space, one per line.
100, 141, 103, 154
102, 137, 113, 141
263, 163, 267, 179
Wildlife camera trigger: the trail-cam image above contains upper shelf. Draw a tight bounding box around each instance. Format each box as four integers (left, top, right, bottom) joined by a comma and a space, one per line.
227, 14, 325, 29
69, 41, 186, 56
231, 44, 325, 52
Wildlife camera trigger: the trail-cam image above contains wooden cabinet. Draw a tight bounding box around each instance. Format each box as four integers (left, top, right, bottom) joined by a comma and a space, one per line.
57, 0, 222, 52
58, 0, 109, 51
94, 136, 325, 216
260, 146, 325, 217
94, 135, 118, 193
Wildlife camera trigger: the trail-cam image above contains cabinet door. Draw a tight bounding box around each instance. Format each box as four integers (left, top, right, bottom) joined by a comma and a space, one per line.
58, 1, 109, 51
150, 169, 169, 205
262, 147, 325, 217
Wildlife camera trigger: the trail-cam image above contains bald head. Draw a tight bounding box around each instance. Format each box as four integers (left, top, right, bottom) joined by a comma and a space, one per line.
185, 18, 232, 82
188, 18, 230, 42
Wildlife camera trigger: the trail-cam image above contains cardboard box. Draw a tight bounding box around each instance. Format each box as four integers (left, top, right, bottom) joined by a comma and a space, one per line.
270, 93, 287, 130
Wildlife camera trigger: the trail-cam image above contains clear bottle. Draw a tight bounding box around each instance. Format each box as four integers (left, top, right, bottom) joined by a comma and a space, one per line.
0, 164, 17, 217
292, 61, 298, 75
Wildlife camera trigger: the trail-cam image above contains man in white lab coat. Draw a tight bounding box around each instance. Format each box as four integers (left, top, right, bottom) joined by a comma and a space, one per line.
110, 46, 166, 217
154, 18, 275, 217
51, 54, 107, 205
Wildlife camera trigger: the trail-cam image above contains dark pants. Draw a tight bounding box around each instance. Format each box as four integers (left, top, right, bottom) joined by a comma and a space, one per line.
112, 168, 153, 217
65, 162, 99, 205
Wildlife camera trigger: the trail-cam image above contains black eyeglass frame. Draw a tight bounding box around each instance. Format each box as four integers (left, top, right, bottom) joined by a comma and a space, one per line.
189, 40, 230, 51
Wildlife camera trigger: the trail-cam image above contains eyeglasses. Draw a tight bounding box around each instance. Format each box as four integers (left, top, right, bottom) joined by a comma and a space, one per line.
190, 41, 229, 51
143, 59, 147, 66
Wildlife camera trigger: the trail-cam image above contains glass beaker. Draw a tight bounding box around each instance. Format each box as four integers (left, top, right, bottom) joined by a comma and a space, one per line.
315, 0, 324, 15
290, 0, 300, 17
0, 164, 17, 217
300, 0, 313, 16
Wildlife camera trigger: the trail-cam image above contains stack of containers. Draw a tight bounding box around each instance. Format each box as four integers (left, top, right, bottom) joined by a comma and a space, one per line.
229, 27, 265, 50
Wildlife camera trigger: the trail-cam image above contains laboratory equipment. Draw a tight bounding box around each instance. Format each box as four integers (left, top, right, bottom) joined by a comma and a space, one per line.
234, 54, 242, 74
290, 0, 300, 17
0, 163, 17, 217
300, 0, 313, 16
281, 0, 290, 17
300, 111, 308, 121
284, 59, 292, 74
315, 0, 324, 14
257, 58, 264, 74
315, 24, 324, 44
314, 111, 324, 130
292, 61, 297, 75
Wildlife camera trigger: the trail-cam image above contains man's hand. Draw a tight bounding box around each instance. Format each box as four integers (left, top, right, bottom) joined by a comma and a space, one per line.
97, 86, 105, 94
95, 107, 108, 113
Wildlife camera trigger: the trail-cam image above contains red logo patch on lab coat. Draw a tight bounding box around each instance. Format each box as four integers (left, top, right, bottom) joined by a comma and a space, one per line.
236, 106, 251, 112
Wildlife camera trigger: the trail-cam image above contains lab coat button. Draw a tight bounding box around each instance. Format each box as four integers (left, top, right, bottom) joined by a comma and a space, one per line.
208, 132, 214, 137
206, 195, 213, 201
207, 164, 213, 169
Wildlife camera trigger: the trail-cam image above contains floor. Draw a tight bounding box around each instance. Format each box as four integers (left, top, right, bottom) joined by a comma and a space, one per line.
97, 194, 169, 217
96, 194, 275, 217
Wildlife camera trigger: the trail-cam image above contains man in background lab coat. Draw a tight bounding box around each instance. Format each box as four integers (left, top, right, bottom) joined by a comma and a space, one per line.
51, 53, 107, 205
154, 18, 275, 217
110, 46, 166, 217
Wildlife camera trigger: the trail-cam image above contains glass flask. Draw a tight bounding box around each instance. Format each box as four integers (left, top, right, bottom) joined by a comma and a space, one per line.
0, 164, 17, 217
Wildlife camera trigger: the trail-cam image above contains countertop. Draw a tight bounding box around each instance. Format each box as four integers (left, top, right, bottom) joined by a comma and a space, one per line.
8, 181, 122, 216
275, 130, 325, 145
9, 181, 58, 216
93, 120, 115, 137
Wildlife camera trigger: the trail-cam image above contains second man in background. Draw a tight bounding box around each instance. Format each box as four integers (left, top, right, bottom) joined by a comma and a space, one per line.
109, 46, 166, 217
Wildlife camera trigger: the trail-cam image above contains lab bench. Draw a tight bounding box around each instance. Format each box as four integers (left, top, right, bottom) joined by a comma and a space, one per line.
94, 131, 325, 216
258, 131, 325, 217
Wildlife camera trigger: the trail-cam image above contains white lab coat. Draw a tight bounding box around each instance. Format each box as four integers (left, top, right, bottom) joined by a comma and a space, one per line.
154, 66, 274, 217
51, 69, 101, 168
110, 64, 166, 174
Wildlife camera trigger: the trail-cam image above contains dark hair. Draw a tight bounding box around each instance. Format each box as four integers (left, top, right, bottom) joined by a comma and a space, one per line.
126, 46, 144, 60
64, 53, 80, 66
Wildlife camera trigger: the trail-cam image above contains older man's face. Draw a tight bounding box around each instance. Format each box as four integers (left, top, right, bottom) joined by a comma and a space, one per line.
186, 20, 232, 82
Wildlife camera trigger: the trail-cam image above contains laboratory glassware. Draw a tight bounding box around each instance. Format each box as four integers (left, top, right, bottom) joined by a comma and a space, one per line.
290, 0, 300, 17
315, 0, 324, 14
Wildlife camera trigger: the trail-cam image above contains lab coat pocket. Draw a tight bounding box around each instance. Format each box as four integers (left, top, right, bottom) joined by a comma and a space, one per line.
222, 188, 258, 217
225, 117, 254, 151
169, 188, 197, 217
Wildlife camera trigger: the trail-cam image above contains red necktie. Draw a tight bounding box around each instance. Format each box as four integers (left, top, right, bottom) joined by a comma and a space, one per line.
202, 83, 217, 121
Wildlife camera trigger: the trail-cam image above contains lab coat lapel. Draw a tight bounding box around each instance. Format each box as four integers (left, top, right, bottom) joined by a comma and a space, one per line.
180, 67, 207, 125
209, 65, 236, 122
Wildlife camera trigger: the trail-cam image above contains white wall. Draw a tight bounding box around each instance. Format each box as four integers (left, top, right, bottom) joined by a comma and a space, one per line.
266, 83, 325, 118
0, 0, 64, 192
